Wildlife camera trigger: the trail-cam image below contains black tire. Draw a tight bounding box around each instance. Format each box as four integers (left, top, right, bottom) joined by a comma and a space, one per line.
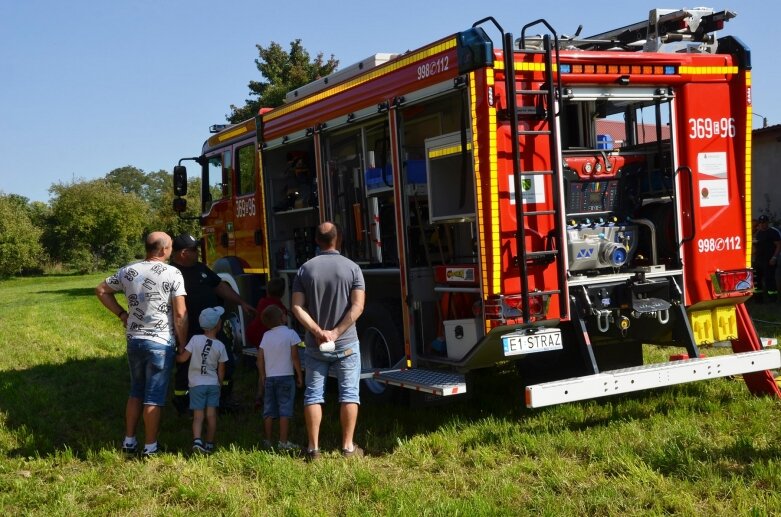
220, 306, 244, 356
357, 301, 405, 402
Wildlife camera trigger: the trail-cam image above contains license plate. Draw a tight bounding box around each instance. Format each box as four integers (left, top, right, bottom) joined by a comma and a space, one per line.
502, 328, 563, 356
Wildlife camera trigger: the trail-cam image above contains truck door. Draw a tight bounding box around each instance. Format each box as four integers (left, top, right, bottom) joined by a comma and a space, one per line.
233, 142, 264, 269
202, 150, 235, 264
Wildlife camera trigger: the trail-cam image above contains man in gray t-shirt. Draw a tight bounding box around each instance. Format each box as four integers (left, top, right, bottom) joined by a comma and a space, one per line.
292, 222, 365, 460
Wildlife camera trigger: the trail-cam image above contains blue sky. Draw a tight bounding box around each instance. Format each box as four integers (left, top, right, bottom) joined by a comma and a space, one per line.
2, 1, 778, 203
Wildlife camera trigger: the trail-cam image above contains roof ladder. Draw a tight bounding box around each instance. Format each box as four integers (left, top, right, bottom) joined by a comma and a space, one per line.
504, 21, 568, 323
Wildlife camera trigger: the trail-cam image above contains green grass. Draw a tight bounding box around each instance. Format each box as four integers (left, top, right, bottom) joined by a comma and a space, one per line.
1, 274, 780, 515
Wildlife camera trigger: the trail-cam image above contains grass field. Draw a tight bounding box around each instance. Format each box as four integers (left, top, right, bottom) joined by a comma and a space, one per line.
1, 273, 780, 515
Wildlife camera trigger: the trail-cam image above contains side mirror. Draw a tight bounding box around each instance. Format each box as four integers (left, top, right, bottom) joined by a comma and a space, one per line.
173, 197, 187, 213
173, 165, 188, 196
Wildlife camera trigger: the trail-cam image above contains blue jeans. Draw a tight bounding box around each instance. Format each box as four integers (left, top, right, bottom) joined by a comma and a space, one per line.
127, 338, 175, 406
303, 341, 361, 406
263, 375, 296, 419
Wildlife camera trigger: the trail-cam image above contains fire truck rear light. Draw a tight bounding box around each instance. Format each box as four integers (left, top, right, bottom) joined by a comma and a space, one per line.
712, 269, 753, 295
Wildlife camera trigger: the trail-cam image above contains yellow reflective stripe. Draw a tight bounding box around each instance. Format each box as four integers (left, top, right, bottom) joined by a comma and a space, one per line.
679, 65, 738, 75
745, 71, 753, 269
494, 61, 557, 72
487, 71, 501, 296
469, 72, 489, 333
265, 38, 458, 122
217, 125, 249, 142
427, 143, 472, 159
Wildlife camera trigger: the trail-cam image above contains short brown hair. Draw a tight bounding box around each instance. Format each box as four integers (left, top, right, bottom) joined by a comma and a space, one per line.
261, 304, 285, 329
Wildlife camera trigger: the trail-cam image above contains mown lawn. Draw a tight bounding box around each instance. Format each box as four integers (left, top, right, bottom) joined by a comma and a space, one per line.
0, 273, 780, 515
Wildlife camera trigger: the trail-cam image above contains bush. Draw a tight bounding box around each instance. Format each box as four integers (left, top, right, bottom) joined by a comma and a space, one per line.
0, 195, 44, 278
47, 180, 148, 272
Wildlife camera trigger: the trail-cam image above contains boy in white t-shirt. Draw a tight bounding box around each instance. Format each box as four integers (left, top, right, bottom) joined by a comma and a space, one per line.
257, 304, 303, 450
177, 306, 228, 454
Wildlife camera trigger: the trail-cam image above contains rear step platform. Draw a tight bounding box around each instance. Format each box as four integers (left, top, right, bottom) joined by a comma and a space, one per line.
525, 349, 781, 408
372, 368, 467, 396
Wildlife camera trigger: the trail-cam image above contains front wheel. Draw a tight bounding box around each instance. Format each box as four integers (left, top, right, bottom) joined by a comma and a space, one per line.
220, 306, 245, 356
356, 301, 404, 402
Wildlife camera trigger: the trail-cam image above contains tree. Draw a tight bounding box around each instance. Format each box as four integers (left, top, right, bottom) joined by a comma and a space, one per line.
0, 194, 45, 277
148, 174, 202, 238
105, 166, 168, 208
47, 179, 148, 272
227, 40, 338, 123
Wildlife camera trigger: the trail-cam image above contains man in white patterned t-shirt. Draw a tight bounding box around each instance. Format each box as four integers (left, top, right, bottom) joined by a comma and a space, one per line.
96, 231, 187, 457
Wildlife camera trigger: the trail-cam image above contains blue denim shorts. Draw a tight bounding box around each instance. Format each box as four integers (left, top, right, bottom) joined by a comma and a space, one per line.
303, 341, 361, 406
263, 375, 296, 419
127, 338, 175, 406
190, 384, 221, 410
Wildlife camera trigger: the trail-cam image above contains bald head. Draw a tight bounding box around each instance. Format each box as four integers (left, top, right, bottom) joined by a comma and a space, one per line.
145, 231, 173, 261
315, 222, 338, 250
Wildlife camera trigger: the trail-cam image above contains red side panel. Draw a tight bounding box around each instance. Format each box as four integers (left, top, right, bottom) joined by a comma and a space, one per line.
677, 81, 747, 306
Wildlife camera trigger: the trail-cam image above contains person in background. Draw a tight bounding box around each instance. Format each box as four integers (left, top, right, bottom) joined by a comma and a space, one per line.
246, 277, 288, 349
256, 304, 303, 450
177, 307, 229, 454
753, 215, 781, 303
291, 222, 365, 461
169, 234, 255, 413
95, 231, 187, 457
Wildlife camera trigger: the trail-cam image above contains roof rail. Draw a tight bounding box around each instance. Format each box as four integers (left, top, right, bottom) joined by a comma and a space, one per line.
518, 7, 736, 53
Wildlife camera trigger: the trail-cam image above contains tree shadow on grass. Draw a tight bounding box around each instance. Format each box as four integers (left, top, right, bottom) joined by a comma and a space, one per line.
0, 357, 529, 458
2, 352, 768, 474
35, 287, 97, 297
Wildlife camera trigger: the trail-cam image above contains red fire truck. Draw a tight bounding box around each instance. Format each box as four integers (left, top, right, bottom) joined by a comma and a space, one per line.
173, 7, 780, 407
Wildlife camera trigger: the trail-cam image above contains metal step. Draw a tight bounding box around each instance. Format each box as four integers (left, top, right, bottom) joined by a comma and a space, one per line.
525, 349, 781, 408
372, 368, 467, 396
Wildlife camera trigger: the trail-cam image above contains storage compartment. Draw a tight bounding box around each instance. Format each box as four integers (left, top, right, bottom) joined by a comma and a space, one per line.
426, 132, 475, 222
443, 318, 478, 360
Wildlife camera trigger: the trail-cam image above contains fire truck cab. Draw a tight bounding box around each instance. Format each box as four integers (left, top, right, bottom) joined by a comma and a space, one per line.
174, 7, 780, 408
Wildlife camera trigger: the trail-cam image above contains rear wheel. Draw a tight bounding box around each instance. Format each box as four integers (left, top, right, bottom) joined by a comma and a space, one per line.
357, 301, 404, 401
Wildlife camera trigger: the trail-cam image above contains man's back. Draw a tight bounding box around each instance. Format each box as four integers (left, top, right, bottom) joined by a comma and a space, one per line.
170, 260, 222, 338
293, 251, 364, 347
105, 260, 185, 345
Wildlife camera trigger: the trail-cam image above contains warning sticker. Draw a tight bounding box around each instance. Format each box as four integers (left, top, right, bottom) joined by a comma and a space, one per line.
699, 179, 729, 207
697, 152, 727, 178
